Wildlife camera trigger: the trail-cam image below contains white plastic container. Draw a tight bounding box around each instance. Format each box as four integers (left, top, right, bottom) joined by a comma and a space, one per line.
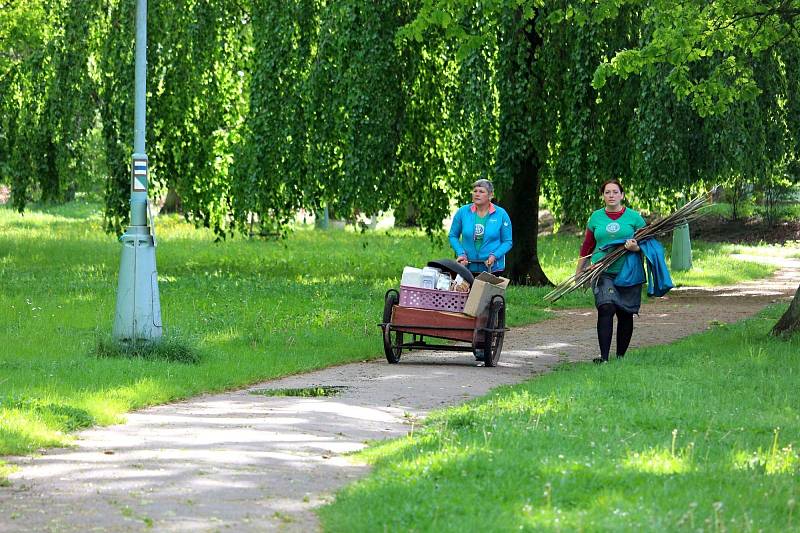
435, 273, 451, 291
401, 266, 423, 288
420, 267, 440, 290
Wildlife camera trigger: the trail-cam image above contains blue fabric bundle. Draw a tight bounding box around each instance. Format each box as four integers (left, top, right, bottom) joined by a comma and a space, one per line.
600, 238, 674, 297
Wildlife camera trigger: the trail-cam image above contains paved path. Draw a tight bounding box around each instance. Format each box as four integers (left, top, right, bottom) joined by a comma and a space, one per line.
2, 256, 798, 532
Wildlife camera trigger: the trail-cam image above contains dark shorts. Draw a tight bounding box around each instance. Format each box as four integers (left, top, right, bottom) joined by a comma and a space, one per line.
593, 273, 642, 314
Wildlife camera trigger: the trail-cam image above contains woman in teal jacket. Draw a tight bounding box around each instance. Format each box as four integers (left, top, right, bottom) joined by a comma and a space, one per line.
448, 179, 513, 274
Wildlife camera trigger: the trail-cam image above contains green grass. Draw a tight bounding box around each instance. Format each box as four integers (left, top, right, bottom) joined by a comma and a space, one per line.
319, 306, 800, 532
0, 202, 451, 457
703, 200, 800, 223
702, 202, 756, 219
0, 463, 15, 487
0, 201, 787, 470
666, 242, 778, 287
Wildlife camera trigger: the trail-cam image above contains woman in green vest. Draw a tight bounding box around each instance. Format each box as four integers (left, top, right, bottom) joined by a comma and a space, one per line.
576, 179, 645, 364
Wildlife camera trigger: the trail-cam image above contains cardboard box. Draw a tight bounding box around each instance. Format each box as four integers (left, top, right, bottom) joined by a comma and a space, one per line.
463, 272, 510, 317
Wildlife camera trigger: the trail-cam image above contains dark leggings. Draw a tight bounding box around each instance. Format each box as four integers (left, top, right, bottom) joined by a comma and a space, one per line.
597, 303, 634, 360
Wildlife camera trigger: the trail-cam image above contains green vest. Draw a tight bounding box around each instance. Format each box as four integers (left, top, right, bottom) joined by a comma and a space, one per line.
587, 208, 646, 273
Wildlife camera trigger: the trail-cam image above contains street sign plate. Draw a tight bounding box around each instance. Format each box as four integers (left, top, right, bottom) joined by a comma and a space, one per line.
132, 159, 148, 192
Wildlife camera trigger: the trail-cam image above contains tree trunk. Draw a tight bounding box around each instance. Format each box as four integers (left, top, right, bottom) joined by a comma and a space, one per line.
161, 188, 182, 214
496, 8, 551, 287
394, 199, 420, 228
503, 154, 551, 286
771, 283, 800, 337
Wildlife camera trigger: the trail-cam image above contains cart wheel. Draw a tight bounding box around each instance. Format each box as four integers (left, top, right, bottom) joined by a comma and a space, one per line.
383, 290, 403, 364
483, 297, 505, 367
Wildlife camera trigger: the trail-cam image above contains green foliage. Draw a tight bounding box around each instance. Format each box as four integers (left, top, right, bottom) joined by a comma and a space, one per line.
493, 7, 542, 194
0, 1, 52, 208
98, 0, 249, 234
1, 0, 798, 242
45, 0, 104, 202
395, 20, 471, 232
309, 1, 411, 220
97, 0, 136, 233
232, 0, 323, 236
543, 6, 645, 225
449, 32, 498, 200
400, 0, 800, 228
234, 0, 469, 236
589, 0, 800, 114
320, 306, 800, 531
147, 0, 249, 236
0, 0, 104, 210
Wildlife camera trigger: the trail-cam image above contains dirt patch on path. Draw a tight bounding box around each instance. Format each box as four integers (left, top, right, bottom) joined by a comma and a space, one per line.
2, 255, 798, 532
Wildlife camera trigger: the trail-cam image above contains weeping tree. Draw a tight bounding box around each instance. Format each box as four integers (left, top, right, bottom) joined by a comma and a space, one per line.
238, 0, 471, 236
1, 0, 101, 209
491, 8, 551, 284
307, 0, 414, 224
231, 0, 323, 236
397, 2, 643, 283
393, 25, 468, 234
99, 0, 249, 234
542, 6, 643, 227
400, 4, 559, 285
402, 0, 800, 303
148, 0, 249, 235
96, 0, 135, 233
629, 66, 709, 207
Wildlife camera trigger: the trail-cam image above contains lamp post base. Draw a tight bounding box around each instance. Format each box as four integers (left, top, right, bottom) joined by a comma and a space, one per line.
113, 226, 162, 343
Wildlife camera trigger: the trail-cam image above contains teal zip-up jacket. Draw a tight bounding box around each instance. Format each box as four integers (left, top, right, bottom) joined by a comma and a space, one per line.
448, 203, 513, 273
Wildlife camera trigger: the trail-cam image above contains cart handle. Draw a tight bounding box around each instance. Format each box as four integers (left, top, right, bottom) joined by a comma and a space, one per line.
466, 259, 496, 274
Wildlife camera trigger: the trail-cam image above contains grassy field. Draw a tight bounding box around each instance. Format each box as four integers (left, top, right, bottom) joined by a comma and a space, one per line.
704, 200, 800, 222
0, 201, 782, 465
319, 306, 800, 532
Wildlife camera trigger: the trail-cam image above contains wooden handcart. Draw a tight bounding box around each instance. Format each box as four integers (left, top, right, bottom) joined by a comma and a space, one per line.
379, 288, 507, 367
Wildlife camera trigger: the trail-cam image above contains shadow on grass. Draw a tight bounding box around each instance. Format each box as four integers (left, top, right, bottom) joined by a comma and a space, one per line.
1, 397, 96, 432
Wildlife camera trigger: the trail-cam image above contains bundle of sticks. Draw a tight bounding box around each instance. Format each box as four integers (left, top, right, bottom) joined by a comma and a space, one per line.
544, 190, 714, 303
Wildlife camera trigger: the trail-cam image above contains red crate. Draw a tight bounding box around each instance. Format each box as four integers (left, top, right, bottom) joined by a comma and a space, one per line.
399, 285, 469, 313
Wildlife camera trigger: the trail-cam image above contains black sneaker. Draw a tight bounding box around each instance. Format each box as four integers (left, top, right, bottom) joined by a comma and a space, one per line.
592, 357, 608, 364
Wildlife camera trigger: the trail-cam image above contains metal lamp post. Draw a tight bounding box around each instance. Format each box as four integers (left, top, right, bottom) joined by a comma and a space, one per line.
113, 0, 162, 343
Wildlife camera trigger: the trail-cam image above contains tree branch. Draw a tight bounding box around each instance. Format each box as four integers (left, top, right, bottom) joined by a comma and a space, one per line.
710, 2, 800, 33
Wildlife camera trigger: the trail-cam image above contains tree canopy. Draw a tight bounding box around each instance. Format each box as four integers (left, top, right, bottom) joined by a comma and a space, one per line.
1, 0, 798, 262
